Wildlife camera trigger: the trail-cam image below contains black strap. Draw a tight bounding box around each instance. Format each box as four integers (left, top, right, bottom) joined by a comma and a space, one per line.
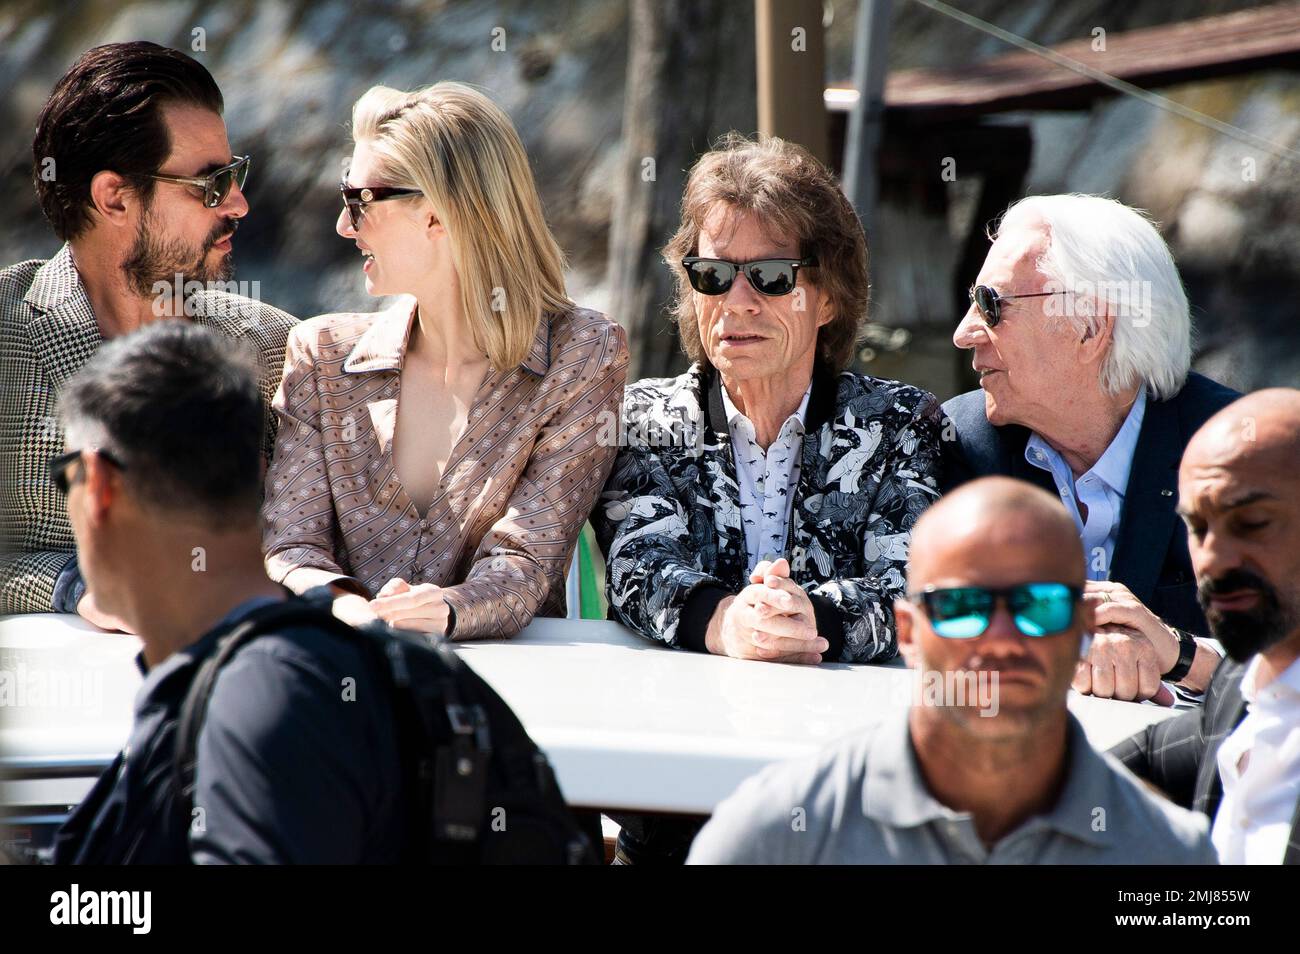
172, 599, 358, 809
170, 595, 498, 858
1161, 627, 1198, 682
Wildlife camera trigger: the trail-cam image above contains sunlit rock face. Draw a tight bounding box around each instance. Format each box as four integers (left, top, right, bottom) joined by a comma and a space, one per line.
1010, 73, 1300, 395
1, 0, 1295, 393
828, 0, 1300, 396
0, 0, 629, 322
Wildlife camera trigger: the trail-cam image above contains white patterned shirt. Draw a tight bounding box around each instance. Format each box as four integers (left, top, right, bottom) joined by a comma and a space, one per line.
721, 383, 812, 575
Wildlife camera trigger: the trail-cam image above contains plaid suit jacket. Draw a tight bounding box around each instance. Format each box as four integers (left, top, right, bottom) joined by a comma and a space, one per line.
1111, 658, 1300, 864
0, 244, 298, 613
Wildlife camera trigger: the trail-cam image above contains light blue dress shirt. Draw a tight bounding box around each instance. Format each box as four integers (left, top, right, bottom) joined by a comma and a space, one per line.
1024, 388, 1222, 706
1025, 387, 1147, 582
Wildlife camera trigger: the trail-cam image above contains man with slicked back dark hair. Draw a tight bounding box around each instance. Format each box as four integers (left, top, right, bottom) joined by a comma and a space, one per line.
1, 41, 297, 623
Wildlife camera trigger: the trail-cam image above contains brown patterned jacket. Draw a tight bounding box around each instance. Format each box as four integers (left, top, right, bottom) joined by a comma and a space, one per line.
262, 300, 628, 640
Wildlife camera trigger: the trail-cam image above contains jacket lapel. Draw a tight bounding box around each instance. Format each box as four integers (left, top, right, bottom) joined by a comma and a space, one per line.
790, 364, 838, 565
1110, 391, 1183, 605
435, 316, 548, 553
1200, 661, 1248, 819
343, 304, 415, 466
1196, 661, 1300, 863
22, 246, 269, 395
367, 398, 398, 458
701, 368, 746, 583
24, 246, 104, 395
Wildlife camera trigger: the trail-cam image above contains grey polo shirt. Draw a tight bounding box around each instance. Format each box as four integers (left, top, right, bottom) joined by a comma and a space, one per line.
687, 707, 1219, 864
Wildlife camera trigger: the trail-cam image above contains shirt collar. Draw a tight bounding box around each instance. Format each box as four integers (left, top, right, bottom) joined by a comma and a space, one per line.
702, 362, 839, 439
1240, 653, 1300, 708
1025, 386, 1147, 495
862, 706, 1112, 848
719, 380, 813, 432
861, 707, 956, 827
343, 298, 551, 377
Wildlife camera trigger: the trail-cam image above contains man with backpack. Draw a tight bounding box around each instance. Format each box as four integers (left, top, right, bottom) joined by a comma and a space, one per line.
48, 320, 592, 864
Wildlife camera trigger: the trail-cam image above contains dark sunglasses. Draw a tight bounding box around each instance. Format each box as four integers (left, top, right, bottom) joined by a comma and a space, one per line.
49, 448, 127, 496
968, 284, 1069, 327
339, 182, 424, 231
682, 256, 817, 298
149, 155, 250, 209
909, 583, 1082, 639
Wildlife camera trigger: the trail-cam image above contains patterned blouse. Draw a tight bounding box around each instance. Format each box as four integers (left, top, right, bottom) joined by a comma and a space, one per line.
262, 300, 628, 640
593, 363, 945, 663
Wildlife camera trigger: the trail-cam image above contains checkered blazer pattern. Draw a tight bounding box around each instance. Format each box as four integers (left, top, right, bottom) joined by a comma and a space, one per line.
1111, 658, 1300, 864
0, 244, 298, 613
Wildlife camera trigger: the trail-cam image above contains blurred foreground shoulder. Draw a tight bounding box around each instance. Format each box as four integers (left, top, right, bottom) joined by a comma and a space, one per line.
687, 732, 873, 865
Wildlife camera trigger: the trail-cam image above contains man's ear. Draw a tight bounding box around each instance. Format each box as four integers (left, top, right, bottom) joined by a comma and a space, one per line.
88, 171, 135, 228
1078, 297, 1115, 366
895, 597, 919, 669
79, 451, 121, 526
814, 289, 834, 329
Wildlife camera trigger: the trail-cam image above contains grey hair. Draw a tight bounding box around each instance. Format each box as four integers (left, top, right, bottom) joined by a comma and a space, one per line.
997, 194, 1192, 400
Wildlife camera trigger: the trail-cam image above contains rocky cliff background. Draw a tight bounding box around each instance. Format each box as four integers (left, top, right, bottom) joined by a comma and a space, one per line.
1, 0, 1296, 397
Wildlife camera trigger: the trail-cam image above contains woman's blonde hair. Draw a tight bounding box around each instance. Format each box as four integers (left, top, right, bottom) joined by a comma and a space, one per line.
351, 82, 573, 369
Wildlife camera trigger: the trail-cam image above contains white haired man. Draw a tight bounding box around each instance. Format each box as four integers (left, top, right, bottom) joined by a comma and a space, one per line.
943, 194, 1239, 707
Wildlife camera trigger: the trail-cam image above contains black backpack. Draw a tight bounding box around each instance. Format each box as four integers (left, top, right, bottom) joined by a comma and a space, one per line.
173, 595, 599, 864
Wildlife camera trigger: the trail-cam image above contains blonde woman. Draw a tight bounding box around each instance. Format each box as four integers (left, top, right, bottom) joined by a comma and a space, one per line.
263, 83, 628, 638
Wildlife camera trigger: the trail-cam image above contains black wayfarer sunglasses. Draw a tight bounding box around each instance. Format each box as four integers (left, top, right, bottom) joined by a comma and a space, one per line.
682, 256, 818, 298
49, 448, 127, 496
968, 284, 1069, 328
339, 182, 424, 231
149, 155, 251, 209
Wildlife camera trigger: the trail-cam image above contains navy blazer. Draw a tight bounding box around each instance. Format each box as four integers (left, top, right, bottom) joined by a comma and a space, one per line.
942, 371, 1240, 635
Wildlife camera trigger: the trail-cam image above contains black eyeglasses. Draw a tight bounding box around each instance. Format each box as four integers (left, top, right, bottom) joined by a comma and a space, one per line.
968, 284, 1069, 327
149, 155, 250, 209
48, 448, 127, 496
909, 583, 1082, 639
339, 182, 424, 231
682, 256, 817, 298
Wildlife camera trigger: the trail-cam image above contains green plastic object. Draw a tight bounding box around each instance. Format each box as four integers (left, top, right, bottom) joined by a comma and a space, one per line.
577, 524, 605, 620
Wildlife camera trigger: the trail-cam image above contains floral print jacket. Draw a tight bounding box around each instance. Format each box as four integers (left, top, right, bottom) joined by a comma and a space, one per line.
592, 363, 945, 663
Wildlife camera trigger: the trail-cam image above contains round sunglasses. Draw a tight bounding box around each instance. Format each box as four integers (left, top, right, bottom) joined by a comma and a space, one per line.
682, 256, 817, 298
909, 582, 1081, 639
968, 284, 1069, 327
148, 155, 250, 209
